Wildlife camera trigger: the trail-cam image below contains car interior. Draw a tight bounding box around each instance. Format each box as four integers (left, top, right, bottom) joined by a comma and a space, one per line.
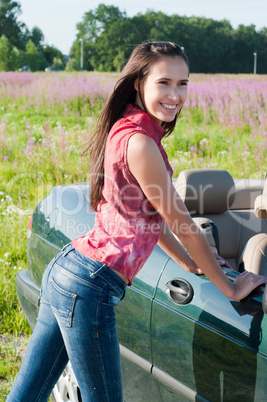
175, 169, 267, 276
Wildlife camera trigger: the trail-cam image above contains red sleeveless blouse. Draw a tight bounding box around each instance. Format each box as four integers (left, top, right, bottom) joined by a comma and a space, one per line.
72, 105, 173, 284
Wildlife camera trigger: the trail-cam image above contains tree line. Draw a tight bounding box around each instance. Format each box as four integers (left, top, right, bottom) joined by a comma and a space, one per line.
69, 4, 267, 74
1, 1, 267, 73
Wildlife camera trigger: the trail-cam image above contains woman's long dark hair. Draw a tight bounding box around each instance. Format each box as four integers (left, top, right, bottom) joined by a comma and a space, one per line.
87, 41, 189, 211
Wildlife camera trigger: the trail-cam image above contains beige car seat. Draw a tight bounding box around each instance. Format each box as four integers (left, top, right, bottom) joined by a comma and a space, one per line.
175, 169, 238, 268
175, 169, 267, 274
239, 178, 267, 276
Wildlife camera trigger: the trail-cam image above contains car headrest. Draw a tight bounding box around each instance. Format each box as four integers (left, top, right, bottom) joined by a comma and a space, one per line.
175, 169, 236, 214
254, 179, 267, 218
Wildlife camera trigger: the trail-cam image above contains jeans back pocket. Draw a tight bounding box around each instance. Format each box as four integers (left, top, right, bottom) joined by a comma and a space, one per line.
49, 277, 77, 327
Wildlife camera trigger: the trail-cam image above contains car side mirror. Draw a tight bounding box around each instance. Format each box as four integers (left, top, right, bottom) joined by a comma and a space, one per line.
263, 286, 267, 314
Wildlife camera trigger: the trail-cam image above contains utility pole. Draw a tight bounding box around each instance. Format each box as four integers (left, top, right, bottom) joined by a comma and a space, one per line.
253, 52, 257, 75
80, 38, 84, 72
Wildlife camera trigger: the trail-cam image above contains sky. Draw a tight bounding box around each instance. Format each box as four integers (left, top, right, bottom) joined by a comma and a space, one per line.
17, 0, 267, 55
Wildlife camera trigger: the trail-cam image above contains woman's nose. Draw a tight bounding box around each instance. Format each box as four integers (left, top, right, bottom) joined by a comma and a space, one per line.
168, 87, 179, 100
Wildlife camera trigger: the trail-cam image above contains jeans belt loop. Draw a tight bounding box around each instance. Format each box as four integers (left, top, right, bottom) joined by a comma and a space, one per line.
62, 243, 73, 257
90, 264, 107, 279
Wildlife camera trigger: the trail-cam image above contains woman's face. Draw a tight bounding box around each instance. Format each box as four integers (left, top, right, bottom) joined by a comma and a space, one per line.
135, 56, 189, 124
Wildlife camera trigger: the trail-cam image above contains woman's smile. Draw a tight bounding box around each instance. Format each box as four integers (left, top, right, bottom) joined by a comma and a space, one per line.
160, 103, 178, 111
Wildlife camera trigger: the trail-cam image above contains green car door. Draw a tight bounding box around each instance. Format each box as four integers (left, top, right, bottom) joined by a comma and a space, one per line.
151, 258, 267, 401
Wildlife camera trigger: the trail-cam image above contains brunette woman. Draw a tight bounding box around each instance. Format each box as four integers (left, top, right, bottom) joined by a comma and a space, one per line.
7, 41, 267, 402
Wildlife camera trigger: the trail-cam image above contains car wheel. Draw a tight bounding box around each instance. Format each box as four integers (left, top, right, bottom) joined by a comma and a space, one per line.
52, 362, 81, 402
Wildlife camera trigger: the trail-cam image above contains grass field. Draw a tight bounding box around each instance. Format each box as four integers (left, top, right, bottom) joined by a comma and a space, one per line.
0, 71, 266, 398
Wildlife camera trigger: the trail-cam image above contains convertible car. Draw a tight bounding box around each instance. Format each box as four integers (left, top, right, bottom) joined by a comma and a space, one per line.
15, 168, 267, 401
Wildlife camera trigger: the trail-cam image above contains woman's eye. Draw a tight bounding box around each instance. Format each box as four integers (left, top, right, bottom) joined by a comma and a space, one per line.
159, 81, 168, 85
179, 82, 188, 86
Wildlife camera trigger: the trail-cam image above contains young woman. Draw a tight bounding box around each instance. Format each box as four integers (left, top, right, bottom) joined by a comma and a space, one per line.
8, 41, 267, 402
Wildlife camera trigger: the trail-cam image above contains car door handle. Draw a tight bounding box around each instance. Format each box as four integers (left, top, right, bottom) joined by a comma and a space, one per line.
165, 278, 194, 305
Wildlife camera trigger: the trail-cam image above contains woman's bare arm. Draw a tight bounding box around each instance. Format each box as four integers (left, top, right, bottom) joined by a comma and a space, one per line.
127, 133, 267, 300
158, 221, 203, 275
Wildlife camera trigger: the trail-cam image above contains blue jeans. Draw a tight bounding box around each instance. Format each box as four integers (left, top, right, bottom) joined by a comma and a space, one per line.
7, 243, 126, 402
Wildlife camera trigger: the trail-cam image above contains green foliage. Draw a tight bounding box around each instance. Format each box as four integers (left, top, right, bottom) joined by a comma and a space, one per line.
0, 0, 25, 49
30, 26, 44, 51
52, 57, 64, 70
0, 35, 13, 70
71, 4, 267, 74
43, 44, 65, 68
0, 1, 65, 71
24, 39, 43, 71
65, 57, 80, 72
0, 34, 24, 71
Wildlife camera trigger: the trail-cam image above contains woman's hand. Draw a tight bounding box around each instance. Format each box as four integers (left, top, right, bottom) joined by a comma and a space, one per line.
214, 254, 267, 300
232, 271, 267, 301
214, 253, 233, 269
